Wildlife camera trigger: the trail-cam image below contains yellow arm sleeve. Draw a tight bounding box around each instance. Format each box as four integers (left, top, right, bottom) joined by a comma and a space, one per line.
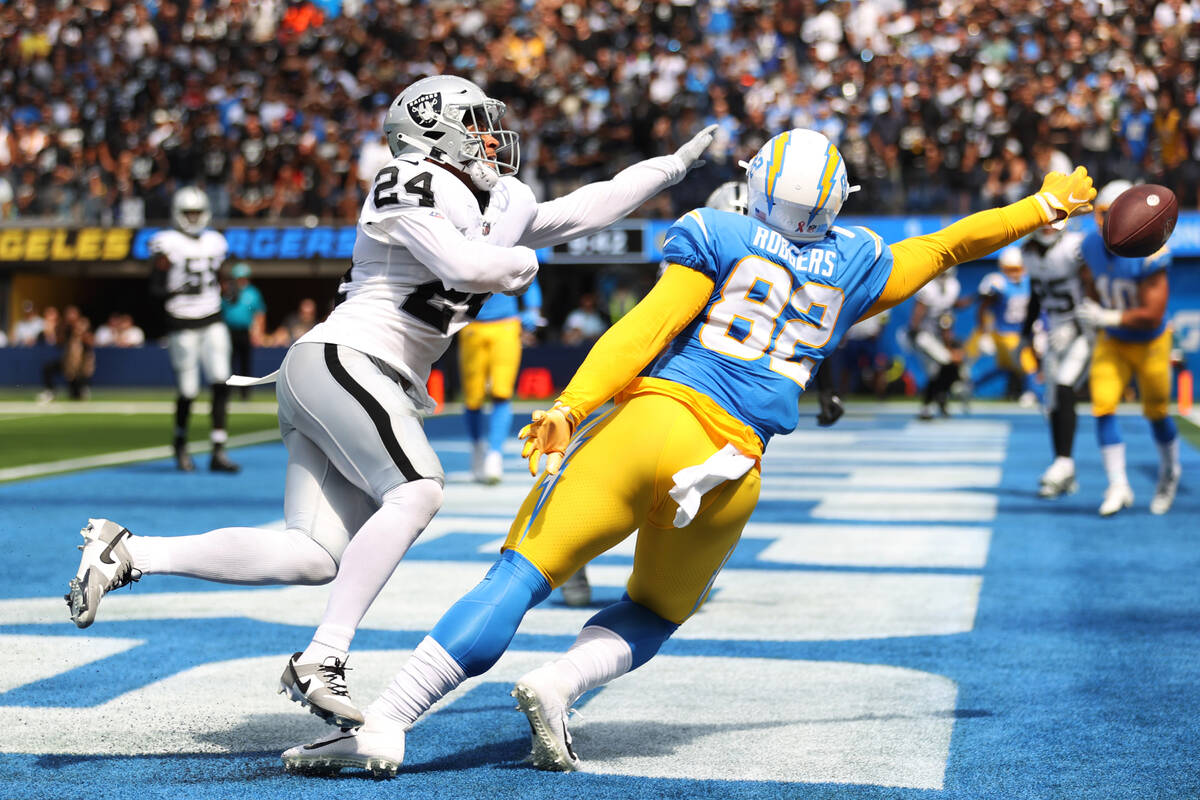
861, 195, 1048, 320
555, 263, 715, 425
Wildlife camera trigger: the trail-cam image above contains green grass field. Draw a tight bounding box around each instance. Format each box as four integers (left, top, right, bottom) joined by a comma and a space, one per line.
0, 412, 280, 470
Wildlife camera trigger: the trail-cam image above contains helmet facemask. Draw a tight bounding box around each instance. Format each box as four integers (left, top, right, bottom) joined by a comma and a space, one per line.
384, 76, 520, 192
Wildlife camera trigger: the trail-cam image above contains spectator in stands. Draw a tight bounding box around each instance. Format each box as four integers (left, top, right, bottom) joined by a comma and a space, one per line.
94, 312, 145, 348
221, 262, 267, 398
12, 300, 44, 346
271, 297, 318, 346
561, 293, 607, 346
38, 307, 60, 346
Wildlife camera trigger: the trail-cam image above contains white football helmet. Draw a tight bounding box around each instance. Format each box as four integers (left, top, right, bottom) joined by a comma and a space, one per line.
743, 129, 858, 241
705, 181, 749, 215
998, 246, 1023, 268
1094, 179, 1133, 211
171, 187, 211, 236
383, 75, 519, 191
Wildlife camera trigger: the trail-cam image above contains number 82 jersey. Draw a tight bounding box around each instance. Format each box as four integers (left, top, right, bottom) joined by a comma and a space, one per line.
649, 208, 893, 445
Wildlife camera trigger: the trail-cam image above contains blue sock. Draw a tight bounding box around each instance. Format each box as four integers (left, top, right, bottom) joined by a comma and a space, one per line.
488, 399, 512, 454
431, 550, 551, 676
586, 596, 679, 669
464, 407, 483, 442
1097, 414, 1122, 447
1150, 416, 1178, 445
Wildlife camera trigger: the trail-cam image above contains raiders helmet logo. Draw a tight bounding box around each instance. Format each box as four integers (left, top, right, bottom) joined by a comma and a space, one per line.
407, 92, 443, 129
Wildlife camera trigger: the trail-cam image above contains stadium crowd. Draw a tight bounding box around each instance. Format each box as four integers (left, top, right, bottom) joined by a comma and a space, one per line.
0, 0, 1198, 227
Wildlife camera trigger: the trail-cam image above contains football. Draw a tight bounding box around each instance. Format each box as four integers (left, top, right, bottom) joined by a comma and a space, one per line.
1103, 183, 1178, 257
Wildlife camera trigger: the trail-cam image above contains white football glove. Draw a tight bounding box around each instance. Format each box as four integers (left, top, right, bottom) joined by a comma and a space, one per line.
673, 124, 719, 173
1076, 298, 1122, 329
1048, 322, 1078, 354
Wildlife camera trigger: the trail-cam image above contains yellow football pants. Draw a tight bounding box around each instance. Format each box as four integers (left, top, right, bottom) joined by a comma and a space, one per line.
992, 331, 1038, 374
458, 318, 522, 409
503, 392, 762, 624
1090, 328, 1173, 420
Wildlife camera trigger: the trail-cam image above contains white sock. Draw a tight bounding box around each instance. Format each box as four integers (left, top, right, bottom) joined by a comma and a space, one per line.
1101, 443, 1129, 488
299, 624, 356, 665
1157, 437, 1181, 477
369, 636, 467, 729
123, 527, 335, 584
211, 428, 228, 444
312, 479, 440, 636
1053, 456, 1074, 471
551, 626, 634, 706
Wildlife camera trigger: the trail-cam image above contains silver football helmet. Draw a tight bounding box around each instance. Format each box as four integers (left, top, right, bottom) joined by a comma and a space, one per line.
705, 181, 749, 215
383, 75, 519, 191
171, 187, 211, 236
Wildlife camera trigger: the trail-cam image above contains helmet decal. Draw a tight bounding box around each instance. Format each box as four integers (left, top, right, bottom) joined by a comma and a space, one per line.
807, 141, 842, 229
407, 92, 443, 128
764, 130, 790, 215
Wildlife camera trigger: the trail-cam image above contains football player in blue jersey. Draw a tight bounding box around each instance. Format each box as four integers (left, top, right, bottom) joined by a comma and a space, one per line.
282, 130, 1096, 778
1077, 180, 1180, 516
974, 248, 1038, 406
458, 281, 544, 484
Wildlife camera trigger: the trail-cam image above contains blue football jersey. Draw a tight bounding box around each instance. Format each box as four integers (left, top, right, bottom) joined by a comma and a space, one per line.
650, 208, 893, 446
978, 271, 1031, 333
473, 279, 543, 322
1081, 231, 1169, 342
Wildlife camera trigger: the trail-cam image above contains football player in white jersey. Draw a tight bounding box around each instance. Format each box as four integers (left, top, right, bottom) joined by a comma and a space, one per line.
149, 187, 239, 473
909, 267, 965, 419
66, 74, 716, 731
1017, 228, 1090, 497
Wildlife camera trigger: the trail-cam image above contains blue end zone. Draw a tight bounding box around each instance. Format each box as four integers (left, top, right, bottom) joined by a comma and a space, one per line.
3, 409, 1198, 799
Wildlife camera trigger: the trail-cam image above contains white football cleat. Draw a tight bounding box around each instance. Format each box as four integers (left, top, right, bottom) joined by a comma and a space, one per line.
512, 664, 581, 772
1018, 391, 1038, 408
281, 714, 406, 779
1150, 466, 1180, 515
470, 440, 487, 482
1099, 483, 1134, 517
66, 518, 140, 628
482, 450, 504, 485
279, 653, 364, 728
1038, 459, 1078, 499
560, 567, 592, 608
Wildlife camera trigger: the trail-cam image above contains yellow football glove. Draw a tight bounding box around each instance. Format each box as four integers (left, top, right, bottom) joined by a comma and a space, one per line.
519, 404, 576, 476
1032, 166, 1096, 229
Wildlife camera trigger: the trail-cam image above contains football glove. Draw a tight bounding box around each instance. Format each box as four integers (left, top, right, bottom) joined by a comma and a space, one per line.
1076, 298, 1123, 329
519, 404, 575, 476
674, 124, 719, 174
1032, 166, 1095, 230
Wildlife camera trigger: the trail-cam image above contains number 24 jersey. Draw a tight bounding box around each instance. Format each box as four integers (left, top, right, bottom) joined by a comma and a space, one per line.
652, 208, 893, 446
297, 154, 540, 409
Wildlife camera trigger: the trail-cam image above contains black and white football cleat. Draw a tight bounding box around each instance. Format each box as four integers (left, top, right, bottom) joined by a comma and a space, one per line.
281, 716, 406, 779
65, 518, 140, 628
209, 445, 240, 473
279, 653, 365, 728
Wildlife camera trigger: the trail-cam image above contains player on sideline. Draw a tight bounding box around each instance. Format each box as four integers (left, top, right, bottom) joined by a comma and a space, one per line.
1077, 180, 1181, 516
459, 279, 543, 485
1017, 224, 1090, 498
150, 187, 239, 473
281, 132, 1096, 777
65, 74, 718, 729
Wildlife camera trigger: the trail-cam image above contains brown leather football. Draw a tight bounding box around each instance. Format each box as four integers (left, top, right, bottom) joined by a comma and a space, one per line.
1103, 184, 1178, 257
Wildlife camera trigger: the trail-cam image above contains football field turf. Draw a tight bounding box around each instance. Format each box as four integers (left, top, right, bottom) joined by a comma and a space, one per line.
1, 405, 1197, 799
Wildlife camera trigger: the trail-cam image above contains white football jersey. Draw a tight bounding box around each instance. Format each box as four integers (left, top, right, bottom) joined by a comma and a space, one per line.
297, 155, 542, 410
298, 151, 688, 410
914, 275, 961, 332
1023, 231, 1085, 328
149, 229, 227, 322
